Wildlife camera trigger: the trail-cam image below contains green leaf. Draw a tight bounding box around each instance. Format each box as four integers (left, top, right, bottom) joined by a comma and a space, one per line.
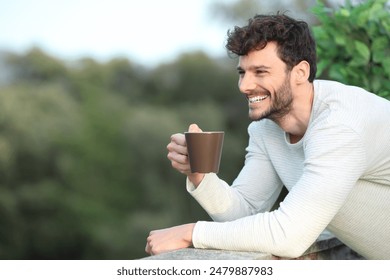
383, 57, 390, 77
311, 26, 328, 40
316, 60, 330, 77
369, 2, 386, 21
329, 64, 348, 82
381, 20, 390, 33
339, 8, 350, 17
356, 10, 370, 27
370, 76, 382, 93
354, 41, 370, 62
372, 37, 389, 63
334, 32, 347, 46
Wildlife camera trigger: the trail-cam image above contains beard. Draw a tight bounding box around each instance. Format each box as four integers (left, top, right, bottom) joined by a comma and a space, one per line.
250, 75, 293, 122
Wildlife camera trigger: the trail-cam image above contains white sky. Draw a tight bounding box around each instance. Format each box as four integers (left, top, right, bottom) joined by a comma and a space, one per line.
0, 0, 234, 65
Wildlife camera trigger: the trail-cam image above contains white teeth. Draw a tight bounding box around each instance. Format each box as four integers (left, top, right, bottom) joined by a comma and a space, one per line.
248, 95, 268, 103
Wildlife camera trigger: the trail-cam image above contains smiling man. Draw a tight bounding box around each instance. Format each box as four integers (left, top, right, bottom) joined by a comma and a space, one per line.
145, 13, 390, 259
237, 41, 313, 144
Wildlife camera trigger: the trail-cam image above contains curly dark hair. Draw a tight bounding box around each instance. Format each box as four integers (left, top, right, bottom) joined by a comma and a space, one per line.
226, 13, 317, 82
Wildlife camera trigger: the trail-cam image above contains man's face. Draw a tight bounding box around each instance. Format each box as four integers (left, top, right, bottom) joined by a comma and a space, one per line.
237, 42, 293, 122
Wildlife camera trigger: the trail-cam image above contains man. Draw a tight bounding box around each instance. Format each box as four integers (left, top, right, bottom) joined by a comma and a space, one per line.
145, 14, 390, 259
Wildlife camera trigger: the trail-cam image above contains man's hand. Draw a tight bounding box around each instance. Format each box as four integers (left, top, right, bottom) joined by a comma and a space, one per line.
167, 124, 205, 186
145, 223, 195, 256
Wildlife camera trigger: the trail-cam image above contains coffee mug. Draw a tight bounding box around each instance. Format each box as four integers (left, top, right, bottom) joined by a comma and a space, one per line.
185, 131, 224, 173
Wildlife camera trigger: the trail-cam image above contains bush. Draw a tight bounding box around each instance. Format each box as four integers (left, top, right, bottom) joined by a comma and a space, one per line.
312, 0, 390, 99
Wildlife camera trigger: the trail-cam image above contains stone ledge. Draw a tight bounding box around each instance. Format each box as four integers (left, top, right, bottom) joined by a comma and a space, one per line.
143, 232, 365, 260
144, 248, 271, 260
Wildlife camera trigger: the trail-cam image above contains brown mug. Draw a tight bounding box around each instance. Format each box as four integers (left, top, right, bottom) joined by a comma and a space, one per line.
185, 131, 224, 173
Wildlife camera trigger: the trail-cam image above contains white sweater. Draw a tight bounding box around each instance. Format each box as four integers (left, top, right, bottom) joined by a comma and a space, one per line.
187, 80, 390, 259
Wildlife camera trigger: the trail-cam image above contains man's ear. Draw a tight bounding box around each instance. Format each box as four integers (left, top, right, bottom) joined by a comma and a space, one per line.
293, 60, 311, 84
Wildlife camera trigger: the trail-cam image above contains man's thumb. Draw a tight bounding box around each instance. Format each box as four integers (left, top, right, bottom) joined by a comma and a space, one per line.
188, 124, 203, 132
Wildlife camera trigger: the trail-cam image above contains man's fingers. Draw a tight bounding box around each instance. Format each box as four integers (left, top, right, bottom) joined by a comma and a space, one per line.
188, 123, 203, 132
145, 232, 155, 255
145, 243, 150, 254
167, 141, 187, 156
170, 133, 186, 146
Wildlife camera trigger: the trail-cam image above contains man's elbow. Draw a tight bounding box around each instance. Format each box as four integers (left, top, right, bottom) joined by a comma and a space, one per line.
269, 239, 309, 259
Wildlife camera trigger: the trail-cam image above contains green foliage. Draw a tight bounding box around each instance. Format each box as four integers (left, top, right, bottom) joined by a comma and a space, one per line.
0, 84, 87, 259
0, 48, 248, 259
312, 0, 390, 98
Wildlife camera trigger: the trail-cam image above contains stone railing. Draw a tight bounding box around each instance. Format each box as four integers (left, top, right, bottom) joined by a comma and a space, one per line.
143, 231, 364, 260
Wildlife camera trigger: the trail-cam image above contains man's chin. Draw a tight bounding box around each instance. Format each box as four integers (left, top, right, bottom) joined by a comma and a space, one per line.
249, 110, 269, 121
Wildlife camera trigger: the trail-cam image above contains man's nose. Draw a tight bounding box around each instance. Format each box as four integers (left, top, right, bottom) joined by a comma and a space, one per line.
238, 74, 257, 94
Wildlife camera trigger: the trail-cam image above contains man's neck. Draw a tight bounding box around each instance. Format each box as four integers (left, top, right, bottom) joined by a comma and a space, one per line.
275, 82, 314, 143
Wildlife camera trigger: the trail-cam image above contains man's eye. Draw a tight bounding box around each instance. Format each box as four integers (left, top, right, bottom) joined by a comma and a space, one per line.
238, 71, 245, 76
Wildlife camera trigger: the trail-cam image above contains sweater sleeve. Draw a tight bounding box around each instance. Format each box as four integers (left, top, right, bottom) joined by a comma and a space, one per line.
192, 123, 367, 258
187, 122, 284, 222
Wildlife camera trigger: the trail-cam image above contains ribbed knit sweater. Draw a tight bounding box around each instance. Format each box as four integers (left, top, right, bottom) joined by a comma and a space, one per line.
187, 80, 390, 259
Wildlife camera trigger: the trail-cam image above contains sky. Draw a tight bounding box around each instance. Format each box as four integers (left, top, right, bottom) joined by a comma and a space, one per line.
0, 0, 236, 66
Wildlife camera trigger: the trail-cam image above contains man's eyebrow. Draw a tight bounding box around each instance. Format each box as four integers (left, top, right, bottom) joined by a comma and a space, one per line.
236, 65, 272, 71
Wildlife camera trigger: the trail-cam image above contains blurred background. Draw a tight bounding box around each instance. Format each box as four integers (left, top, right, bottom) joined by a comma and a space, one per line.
0, 0, 389, 259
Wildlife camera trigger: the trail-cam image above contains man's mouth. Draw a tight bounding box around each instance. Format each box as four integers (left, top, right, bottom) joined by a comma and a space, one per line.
248, 95, 269, 104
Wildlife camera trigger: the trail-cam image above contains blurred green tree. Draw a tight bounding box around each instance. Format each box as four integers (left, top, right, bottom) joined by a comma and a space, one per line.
0, 47, 245, 259
5, 48, 67, 84
0, 83, 86, 259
